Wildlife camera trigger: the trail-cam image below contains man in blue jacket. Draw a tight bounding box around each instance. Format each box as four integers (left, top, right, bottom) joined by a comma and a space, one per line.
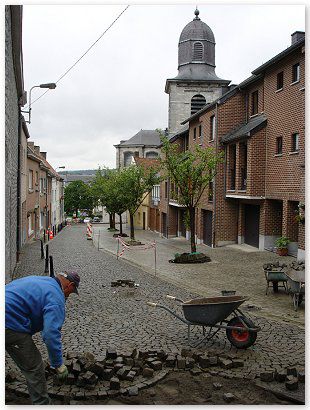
5, 271, 80, 405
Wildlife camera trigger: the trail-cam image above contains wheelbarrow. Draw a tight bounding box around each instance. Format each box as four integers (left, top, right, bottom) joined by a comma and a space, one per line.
285, 270, 305, 311
147, 295, 260, 349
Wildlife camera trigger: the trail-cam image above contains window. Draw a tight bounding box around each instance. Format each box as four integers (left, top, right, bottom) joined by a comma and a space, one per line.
276, 137, 283, 155
193, 127, 196, 140
124, 152, 134, 167
164, 181, 168, 199
40, 178, 43, 193
40, 212, 44, 229
146, 151, 158, 158
198, 125, 202, 139
291, 133, 299, 152
229, 145, 236, 190
193, 41, 203, 61
251, 90, 258, 115
276, 71, 283, 90
292, 63, 300, 83
210, 115, 215, 141
191, 94, 206, 115
28, 170, 33, 190
35, 171, 38, 185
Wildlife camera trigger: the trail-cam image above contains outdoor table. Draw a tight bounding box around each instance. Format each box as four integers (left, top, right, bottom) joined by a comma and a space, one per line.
285, 270, 305, 311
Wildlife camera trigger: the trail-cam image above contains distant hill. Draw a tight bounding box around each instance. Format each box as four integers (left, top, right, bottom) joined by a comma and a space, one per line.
58, 169, 97, 175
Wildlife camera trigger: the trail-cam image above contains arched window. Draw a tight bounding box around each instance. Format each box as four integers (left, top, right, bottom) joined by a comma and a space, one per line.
124, 151, 134, 167
145, 151, 158, 159
191, 94, 206, 115
193, 42, 203, 61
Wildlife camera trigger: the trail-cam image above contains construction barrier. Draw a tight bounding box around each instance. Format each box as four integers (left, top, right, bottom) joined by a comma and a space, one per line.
116, 236, 157, 275
86, 223, 93, 240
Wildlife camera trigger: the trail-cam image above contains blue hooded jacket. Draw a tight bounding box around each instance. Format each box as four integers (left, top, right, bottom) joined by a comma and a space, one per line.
5, 275, 65, 368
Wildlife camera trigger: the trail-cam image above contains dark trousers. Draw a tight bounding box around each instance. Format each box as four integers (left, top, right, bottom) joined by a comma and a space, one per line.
5, 328, 51, 405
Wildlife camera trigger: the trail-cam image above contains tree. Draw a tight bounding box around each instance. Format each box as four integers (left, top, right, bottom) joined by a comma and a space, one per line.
120, 164, 160, 241
64, 180, 93, 217
161, 135, 223, 253
90, 168, 115, 229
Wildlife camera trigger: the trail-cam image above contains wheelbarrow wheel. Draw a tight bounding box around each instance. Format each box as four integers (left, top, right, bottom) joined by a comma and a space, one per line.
226, 316, 257, 349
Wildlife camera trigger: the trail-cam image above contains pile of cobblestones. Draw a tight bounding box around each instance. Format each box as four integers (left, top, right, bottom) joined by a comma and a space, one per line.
260, 366, 304, 391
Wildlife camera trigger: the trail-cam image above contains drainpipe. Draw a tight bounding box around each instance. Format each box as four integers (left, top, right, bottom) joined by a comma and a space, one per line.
212, 102, 219, 248
16, 114, 22, 262
166, 176, 170, 239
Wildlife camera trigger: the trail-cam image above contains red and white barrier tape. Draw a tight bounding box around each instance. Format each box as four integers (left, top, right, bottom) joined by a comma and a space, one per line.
116, 236, 156, 257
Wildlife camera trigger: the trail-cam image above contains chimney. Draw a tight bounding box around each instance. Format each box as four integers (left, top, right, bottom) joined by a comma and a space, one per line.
40, 152, 47, 159
34, 145, 40, 155
291, 31, 305, 45
27, 141, 34, 149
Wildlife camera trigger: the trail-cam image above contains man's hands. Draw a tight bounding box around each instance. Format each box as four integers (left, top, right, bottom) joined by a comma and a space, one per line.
56, 364, 68, 381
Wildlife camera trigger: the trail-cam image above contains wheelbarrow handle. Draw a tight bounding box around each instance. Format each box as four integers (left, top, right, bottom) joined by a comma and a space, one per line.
166, 295, 185, 303
147, 302, 157, 307
166, 295, 176, 300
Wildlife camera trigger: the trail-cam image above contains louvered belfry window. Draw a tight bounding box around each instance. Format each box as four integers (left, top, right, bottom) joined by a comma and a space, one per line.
191, 94, 206, 115
193, 42, 203, 61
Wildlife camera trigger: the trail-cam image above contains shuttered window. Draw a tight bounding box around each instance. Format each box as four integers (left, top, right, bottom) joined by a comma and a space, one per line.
191, 94, 206, 115
193, 42, 203, 61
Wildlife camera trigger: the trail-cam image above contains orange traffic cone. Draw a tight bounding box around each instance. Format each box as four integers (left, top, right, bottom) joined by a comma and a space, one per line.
49, 229, 54, 240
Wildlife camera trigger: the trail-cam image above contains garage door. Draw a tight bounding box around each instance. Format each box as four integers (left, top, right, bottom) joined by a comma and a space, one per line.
203, 210, 213, 247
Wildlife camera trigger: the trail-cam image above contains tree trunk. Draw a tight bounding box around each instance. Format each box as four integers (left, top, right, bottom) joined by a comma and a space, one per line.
129, 213, 135, 240
75, 208, 78, 219
109, 213, 112, 229
111, 213, 115, 229
119, 213, 123, 235
189, 206, 196, 253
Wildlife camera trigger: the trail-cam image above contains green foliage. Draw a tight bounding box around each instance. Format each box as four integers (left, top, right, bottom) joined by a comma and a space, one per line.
64, 180, 93, 215
160, 134, 223, 208
275, 236, 290, 249
120, 164, 161, 216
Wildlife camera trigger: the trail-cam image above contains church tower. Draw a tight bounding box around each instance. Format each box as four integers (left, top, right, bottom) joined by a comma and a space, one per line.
165, 8, 230, 135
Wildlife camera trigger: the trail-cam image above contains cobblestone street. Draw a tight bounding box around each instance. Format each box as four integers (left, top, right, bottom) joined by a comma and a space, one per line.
6, 225, 305, 403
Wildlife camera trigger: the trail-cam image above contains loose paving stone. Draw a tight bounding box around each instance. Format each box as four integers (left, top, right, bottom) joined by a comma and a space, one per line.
298, 371, 305, 383
106, 348, 117, 360
213, 382, 223, 390
274, 370, 286, 383
260, 370, 274, 382
190, 368, 202, 376
128, 386, 139, 396
165, 355, 176, 367
286, 367, 298, 377
198, 355, 209, 368
208, 356, 218, 366
223, 393, 235, 403
150, 361, 162, 371
109, 377, 120, 390
142, 367, 154, 378
285, 378, 299, 391
177, 356, 186, 369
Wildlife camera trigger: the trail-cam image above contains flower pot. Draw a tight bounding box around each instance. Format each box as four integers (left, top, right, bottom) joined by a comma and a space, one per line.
276, 247, 288, 256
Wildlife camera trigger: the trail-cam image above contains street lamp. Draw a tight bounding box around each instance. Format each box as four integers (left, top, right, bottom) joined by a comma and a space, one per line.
56, 166, 65, 172
23, 83, 57, 124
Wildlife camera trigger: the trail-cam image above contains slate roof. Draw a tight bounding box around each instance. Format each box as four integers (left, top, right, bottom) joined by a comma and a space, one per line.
221, 114, 267, 144
115, 130, 161, 147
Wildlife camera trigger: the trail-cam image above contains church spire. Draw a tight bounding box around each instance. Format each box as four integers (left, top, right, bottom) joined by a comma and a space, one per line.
194, 7, 200, 20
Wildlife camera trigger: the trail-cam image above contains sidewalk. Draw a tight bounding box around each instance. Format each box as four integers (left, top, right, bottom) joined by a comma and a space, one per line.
93, 225, 304, 327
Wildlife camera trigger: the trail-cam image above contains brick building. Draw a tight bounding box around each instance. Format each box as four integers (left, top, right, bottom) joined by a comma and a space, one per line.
153, 10, 305, 260
5, 5, 27, 282
179, 31, 305, 259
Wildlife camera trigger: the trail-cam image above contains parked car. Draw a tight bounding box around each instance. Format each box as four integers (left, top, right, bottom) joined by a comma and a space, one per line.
93, 217, 101, 223
84, 217, 92, 224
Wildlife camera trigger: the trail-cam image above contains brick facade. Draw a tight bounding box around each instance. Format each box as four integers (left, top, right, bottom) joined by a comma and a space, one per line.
5, 6, 25, 282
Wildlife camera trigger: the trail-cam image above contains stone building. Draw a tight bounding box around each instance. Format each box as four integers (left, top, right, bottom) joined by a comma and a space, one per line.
180, 31, 305, 259
165, 9, 230, 136
158, 9, 231, 239
5, 5, 26, 282
114, 129, 161, 169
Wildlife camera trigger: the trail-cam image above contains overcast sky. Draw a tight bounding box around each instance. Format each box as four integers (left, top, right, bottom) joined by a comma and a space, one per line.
22, 3, 305, 171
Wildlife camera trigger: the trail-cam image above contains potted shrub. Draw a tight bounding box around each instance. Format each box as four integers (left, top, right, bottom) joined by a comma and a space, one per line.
275, 236, 290, 256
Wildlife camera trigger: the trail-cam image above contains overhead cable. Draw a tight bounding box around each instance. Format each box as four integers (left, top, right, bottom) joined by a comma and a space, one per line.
28, 5, 130, 107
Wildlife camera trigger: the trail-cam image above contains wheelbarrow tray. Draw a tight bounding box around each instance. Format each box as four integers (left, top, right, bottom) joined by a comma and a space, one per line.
182, 296, 247, 326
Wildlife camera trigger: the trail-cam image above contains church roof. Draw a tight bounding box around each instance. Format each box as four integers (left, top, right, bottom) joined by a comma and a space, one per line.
115, 129, 161, 147
179, 10, 215, 44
